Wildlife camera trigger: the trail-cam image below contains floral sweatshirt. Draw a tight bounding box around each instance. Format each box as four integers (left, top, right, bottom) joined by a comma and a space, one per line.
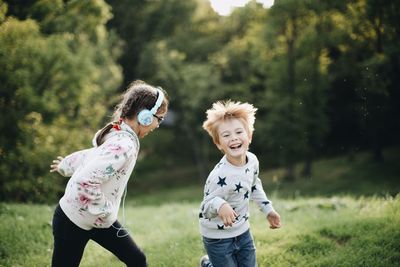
199, 152, 275, 239
58, 122, 139, 230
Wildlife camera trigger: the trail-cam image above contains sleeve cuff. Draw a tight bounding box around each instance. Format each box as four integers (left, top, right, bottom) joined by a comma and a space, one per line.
262, 204, 275, 216
213, 197, 227, 213
58, 160, 72, 177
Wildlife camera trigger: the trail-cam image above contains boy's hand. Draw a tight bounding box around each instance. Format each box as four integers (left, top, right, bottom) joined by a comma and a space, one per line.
218, 203, 238, 227
267, 210, 281, 229
50, 156, 64, 174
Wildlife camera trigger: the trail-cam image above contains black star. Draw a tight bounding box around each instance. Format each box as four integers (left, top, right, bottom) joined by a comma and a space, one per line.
251, 185, 257, 192
217, 176, 227, 187
262, 201, 270, 205
254, 170, 258, 175
244, 191, 249, 199
234, 182, 243, 193
245, 168, 250, 174
244, 214, 249, 221
205, 189, 210, 196
199, 213, 203, 218
235, 214, 240, 221
217, 224, 224, 230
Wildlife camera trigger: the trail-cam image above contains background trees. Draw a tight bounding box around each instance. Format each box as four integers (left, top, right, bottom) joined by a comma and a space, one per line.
1, 0, 399, 202
0, 0, 122, 201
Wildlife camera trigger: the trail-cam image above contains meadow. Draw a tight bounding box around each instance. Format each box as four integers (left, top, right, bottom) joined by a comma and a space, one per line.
1, 148, 399, 267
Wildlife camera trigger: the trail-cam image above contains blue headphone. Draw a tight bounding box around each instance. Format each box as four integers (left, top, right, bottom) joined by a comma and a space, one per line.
137, 88, 164, 126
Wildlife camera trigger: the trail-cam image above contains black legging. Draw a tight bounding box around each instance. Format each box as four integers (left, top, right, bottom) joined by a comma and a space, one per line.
51, 205, 147, 267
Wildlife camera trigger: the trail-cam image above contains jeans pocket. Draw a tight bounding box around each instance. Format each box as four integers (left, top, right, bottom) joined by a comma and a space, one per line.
203, 237, 223, 245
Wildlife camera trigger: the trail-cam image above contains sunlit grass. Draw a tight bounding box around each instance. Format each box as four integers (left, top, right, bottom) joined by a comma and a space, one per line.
1, 195, 399, 267
262, 147, 400, 198
1, 148, 399, 266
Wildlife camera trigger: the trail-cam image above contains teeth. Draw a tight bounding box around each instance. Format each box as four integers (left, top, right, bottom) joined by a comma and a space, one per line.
230, 144, 241, 149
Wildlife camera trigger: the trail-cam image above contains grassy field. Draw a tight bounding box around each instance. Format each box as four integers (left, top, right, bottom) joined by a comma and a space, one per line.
1, 148, 399, 267
1, 196, 399, 267
130, 147, 400, 203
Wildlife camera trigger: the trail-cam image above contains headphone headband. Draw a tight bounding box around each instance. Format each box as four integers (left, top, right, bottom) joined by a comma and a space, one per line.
137, 88, 165, 126
150, 88, 164, 115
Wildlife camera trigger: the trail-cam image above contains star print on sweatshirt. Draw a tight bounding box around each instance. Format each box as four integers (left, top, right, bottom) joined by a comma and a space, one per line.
199, 151, 275, 239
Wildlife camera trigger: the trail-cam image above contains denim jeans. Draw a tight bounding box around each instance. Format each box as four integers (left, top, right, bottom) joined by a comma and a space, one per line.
202, 229, 257, 267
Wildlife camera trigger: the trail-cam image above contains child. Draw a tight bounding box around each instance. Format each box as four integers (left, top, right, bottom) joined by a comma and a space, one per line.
198, 100, 281, 267
49, 80, 169, 267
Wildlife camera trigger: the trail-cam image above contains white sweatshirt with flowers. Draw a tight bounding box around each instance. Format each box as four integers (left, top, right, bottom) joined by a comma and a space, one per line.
199, 152, 275, 239
58, 122, 139, 230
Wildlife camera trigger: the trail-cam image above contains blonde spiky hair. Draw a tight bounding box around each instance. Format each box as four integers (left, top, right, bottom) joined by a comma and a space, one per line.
202, 100, 257, 145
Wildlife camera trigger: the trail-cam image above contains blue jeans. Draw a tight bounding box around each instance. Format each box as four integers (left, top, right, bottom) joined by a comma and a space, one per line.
202, 229, 257, 267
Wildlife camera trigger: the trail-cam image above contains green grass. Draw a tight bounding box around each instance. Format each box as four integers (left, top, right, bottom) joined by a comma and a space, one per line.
1, 148, 399, 266
1, 196, 399, 266
130, 147, 400, 202
260, 147, 400, 198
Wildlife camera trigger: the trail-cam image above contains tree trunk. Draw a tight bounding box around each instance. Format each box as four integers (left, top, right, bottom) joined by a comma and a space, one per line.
301, 157, 312, 178
182, 122, 208, 180
372, 144, 383, 162
285, 164, 295, 182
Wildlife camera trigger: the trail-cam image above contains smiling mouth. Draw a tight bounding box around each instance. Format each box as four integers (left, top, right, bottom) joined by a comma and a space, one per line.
229, 144, 242, 150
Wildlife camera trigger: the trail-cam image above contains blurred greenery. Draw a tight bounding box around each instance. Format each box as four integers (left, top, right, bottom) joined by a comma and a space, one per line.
1, 0, 399, 202
129, 146, 400, 205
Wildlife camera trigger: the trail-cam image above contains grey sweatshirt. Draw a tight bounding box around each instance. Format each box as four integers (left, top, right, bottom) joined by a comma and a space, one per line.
199, 152, 275, 239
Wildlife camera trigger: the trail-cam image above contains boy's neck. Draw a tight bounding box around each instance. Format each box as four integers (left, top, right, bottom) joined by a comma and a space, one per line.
226, 154, 247, 167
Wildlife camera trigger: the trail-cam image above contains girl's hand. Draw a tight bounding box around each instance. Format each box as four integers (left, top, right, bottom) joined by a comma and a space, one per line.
50, 156, 64, 174
218, 203, 238, 227
267, 210, 281, 229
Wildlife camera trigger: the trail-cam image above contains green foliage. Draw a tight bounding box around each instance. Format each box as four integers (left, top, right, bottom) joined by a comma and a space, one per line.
263, 147, 400, 198
0, 0, 122, 202
1, 0, 400, 202
125, 147, 400, 206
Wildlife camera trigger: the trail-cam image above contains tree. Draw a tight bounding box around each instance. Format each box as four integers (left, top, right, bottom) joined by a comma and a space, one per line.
0, 0, 122, 202
351, 0, 400, 161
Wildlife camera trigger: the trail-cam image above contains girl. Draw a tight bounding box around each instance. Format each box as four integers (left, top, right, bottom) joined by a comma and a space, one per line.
49, 80, 169, 267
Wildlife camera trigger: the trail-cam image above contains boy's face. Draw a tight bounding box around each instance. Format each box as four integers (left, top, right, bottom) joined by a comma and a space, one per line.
216, 118, 251, 166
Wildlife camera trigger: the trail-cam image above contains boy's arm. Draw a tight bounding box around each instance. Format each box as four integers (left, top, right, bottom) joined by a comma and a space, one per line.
250, 164, 275, 216
251, 163, 281, 229
250, 176, 275, 215
200, 174, 228, 219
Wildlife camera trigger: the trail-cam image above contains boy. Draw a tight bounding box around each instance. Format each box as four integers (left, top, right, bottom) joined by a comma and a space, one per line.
199, 100, 281, 267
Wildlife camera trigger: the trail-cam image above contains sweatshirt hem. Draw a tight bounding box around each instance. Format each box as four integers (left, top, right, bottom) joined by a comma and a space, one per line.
200, 221, 250, 239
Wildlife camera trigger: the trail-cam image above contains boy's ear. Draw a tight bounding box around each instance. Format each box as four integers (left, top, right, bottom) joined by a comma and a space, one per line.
215, 141, 222, 150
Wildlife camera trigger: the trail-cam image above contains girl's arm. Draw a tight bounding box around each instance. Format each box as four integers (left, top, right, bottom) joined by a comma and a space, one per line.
74, 136, 137, 217
50, 148, 93, 177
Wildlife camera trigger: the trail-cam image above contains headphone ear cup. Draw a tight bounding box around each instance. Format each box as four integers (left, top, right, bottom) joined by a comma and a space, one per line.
137, 109, 153, 126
